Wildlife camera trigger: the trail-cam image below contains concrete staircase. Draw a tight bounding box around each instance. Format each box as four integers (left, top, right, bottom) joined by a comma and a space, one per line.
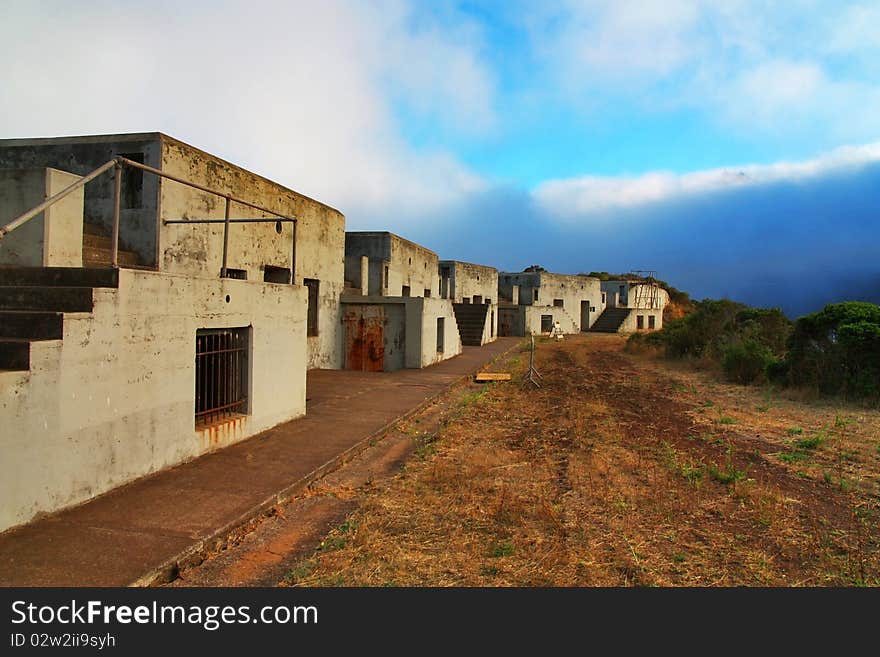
452, 302, 489, 346
83, 222, 141, 268
590, 307, 631, 333
0, 267, 119, 371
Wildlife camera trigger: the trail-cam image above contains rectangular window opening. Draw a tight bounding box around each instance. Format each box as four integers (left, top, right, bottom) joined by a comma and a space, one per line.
474, 295, 483, 304
533, 289, 539, 302
424, 288, 431, 297
264, 265, 291, 284
221, 268, 247, 280
195, 327, 249, 427
119, 152, 144, 209
637, 315, 645, 330
541, 314, 553, 333
402, 285, 411, 297
304, 278, 319, 336
648, 315, 656, 329
436, 317, 445, 353
553, 298, 564, 308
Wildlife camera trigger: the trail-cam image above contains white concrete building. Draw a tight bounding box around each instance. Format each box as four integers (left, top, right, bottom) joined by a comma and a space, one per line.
597, 279, 669, 332
497, 270, 605, 336
341, 232, 461, 371
0, 132, 344, 532
439, 260, 498, 346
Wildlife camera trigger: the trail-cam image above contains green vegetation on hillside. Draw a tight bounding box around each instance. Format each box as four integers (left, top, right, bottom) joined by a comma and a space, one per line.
629, 299, 880, 401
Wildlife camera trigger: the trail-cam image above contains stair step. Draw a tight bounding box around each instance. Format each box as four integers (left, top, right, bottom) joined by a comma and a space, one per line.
0, 311, 64, 339
0, 339, 31, 370
0, 286, 93, 312
0, 267, 119, 288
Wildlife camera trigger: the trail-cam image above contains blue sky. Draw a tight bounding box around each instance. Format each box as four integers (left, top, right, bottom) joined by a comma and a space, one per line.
2, 1, 879, 315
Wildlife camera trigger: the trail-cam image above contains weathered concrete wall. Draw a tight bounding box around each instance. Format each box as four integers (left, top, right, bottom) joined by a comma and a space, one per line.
600, 281, 669, 329
0, 269, 307, 533
389, 234, 439, 298
406, 297, 462, 367
0, 168, 83, 267
158, 137, 345, 369
498, 304, 525, 337
441, 260, 499, 344
340, 295, 461, 370
619, 308, 664, 332
500, 271, 604, 333
0, 134, 162, 266
345, 232, 439, 299
439, 260, 497, 303
344, 232, 390, 296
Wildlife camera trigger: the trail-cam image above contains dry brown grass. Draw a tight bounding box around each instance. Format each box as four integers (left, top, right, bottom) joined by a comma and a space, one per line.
280, 335, 880, 587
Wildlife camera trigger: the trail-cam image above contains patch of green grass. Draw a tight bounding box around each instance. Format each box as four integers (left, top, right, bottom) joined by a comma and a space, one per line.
795, 435, 824, 450
787, 427, 804, 436
508, 357, 521, 367
834, 413, 855, 428
284, 561, 314, 584
756, 404, 770, 413
718, 416, 737, 425
709, 444, 749, 484
823, 472, 834, 484
318, 535, 348, 551
672, 553, 686, 563
701, 400, 715, 408
479, 565, 499, 577
489, 540, 515, 558
778, 451, 810, 463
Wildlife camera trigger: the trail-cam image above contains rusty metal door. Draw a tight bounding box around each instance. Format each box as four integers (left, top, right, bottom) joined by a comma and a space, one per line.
343, 305, 385, 371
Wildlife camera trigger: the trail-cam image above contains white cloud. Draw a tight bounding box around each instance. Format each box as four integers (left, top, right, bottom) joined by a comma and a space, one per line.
533, 141, 880, 218
526, 1, 880, 142
826, 3, 880, 52
0, 0, 493, 224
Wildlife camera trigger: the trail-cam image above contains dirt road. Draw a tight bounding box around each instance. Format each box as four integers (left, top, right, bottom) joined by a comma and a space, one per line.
172, 334, 879, 586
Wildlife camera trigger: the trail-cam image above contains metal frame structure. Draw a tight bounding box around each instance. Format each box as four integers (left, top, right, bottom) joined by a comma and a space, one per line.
0, 156, 297, 278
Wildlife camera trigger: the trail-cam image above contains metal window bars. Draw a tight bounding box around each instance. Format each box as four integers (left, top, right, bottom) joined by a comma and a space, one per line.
195, 328, 249, 426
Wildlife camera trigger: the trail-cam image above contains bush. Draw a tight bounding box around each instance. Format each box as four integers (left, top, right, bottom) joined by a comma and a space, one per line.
785, 302, 880, 399
722, 340, 776, 385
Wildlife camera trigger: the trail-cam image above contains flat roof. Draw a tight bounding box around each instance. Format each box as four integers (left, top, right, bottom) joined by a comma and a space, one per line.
0, 131, 343, 215
346, 231, 437, 257
439, 259, 498, 272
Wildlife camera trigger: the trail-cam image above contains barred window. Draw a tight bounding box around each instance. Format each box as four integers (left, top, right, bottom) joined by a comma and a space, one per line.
195, 327, 249, 426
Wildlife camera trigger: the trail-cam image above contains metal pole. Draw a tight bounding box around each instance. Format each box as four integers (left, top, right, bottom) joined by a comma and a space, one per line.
117, 157, 293, 220
221, 195, 231, 278
111, 163, 122, 268
0, 159, 117, 239
291, 219, 297, 284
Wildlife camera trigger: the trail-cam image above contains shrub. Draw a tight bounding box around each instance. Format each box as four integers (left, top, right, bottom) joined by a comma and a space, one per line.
722, 339, 776, 385
785, 302, 880, 399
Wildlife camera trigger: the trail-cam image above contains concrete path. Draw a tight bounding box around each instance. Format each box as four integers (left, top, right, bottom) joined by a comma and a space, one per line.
0, 338, 519, 586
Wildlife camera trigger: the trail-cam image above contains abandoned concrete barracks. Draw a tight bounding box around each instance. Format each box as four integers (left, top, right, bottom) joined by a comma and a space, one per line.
0, 132, 667, 533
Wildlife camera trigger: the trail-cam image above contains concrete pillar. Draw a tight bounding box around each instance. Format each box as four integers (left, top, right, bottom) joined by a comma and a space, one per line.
0, 167, 84, 267
360, 256, 369, 296
511, 285, 519, 305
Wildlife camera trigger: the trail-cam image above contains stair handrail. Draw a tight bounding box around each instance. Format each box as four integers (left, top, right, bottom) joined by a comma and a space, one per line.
0, 159, 117, 240
0, 157, 298, 277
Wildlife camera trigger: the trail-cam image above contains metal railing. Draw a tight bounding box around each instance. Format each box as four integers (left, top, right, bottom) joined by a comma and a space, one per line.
0, 156, 297, 277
